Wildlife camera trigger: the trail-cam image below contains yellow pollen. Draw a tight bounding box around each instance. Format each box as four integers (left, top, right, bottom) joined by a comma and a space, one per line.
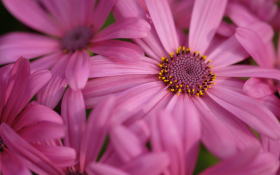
178, 89, 182, 92
171, 89, 175, 91
170, 81, 173, 84
180, 84, 182, 87
161, 57, 165, 61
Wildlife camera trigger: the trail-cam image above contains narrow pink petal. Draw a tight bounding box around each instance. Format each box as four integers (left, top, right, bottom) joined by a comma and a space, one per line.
1, 149, 31, 175
214, 77, 245, 93
121, 153, 170, 175
93, 17, 151, 42
236, 27, 272, 68
171, 0, 194, 29
0, 32, 60, 65
30, 52, 63, 73
33, 144, 76, 167
17, 123, 64, 142
150, 111, 185, 175
89, 56, 158, 78
86, 163, 129, 175
255, 0, 277, 22
243, 78, 276, 98
91, 0, 117, 32
83, 75, 159, 108
90, 40, 144, 62
214, 65, 280, 80
200, 147, 259, 175
208, 86, 280, 139
61, 89, 86, 156
0, 123, 63, 175
3, 69, 51, 125
37, 54, 69, 109
189, 0, 227, 55
0, 64, 12, 120
110, 125, 145, 162
145, 0, 179, 53
259, 95, 280, 119
216, 22, 236, 37
208, 35, 248, 69
247, 22, 274, 44
113, 0, 147, 20
128, 119, 150, 144
65, 50, 90, 90
226, 2, 259, 27
2, 0, 64, 36
80, 96, 116, 172
11, 103, 63, 131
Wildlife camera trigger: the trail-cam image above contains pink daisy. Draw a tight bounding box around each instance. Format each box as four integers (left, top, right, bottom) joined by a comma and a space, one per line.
83, 0, 280, 160
0, 57, 76, 175
0, 0, 151, 109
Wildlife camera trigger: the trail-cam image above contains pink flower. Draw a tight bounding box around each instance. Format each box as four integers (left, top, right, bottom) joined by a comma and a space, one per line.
83, 0, 280, 160
0, 0, 151, 109
0, 57, 76, 175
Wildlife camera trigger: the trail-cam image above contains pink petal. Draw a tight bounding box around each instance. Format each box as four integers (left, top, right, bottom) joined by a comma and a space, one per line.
214, 65, 280, 80
110, 125, 145, 163
61, 89, 86, 156
260, 134, 280, 158
207, 86, 280, 139
2, 0, 64, 37
1, 149, 31, 175
226, 2, 259, 27
91, 0, 117, 32
246, 22, 274, 44
121, 153, 170, 175
30, 52, 63, 73
216, 21, 236, 37
86, 163, 129, 175
89, 55, 158, 78
0, 64, 12, 120
113, 0, 146, 20
11, 103, 63, 131
243, 78, 276, 98
259, 94, 280, 119
128, 119, 150, 144
80, 96, 116, 172
17, 123, 64, 142
3, 67, 51, 125
0, 123, 63, 175
236, 27, 273, 68
189, 0, 227, 55
150, 111, 185, 175
208, 35, 248, 69
278, 33, 280, 61
254, 0, 278, 22
171, 0, 194, 29
145, 0, 179, 53
37, 54, 69, 109
214, 77, 245, 93
83, 75, 159, 108
32, 144, 76, 167
0, 32, 60, 65
90, 40, 144, 62
93, 17, 151, 42
65, 50, 91, 90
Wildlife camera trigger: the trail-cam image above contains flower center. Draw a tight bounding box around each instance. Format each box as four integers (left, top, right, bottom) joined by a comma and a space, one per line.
61, 27, 93, 52
158, 46, 216, 97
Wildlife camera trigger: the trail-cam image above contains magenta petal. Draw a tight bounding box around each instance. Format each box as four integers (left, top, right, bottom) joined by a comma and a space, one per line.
93, 17, 151, 42
145, 0, 179, 53
37, 54, 69, 109
121, 153, 169, 175
260, 134, 280, 159
0, 64, 12, 119
243, 78, 275, 98
189, 0, 227, 55
0, 123, 63, 175
86, 163, 129, 175
3, 68, 51, 125
61, 89, 86, 156
2, 0, 63, 37
89, 56, 158, 78
80, 96, 116, 172
0, 32, 60, 65
110, 125, 145, 162
30, 52, 62, 73
246, 22, 274, 44
208, 86, 280, 139
91, 0, 117, 32
259, 95, 280, 119
236, 27, 272, 68
208, 35, 248, 69
33, 144, 76, 167
65, 50, 91, 90
1, 149, 31, 175
90, 40, 144, 62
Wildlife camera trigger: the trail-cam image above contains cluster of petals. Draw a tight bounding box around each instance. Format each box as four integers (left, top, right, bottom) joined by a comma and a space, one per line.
1, 0, 280, 174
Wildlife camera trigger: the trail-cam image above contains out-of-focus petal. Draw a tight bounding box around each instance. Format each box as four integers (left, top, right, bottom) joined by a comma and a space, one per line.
30, 52, 63, 73
259, 95, 280, 119
145, 0, 179, 53
2, 0, 64, 36
86, 163, 129, 175
243, 78, 276, 98
189, 0, 227, 55
0, 64, 12, 120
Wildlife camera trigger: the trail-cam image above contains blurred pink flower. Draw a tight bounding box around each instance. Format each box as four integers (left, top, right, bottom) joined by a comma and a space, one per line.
0, 57, 76, 175
0, 0, 151, 109
83, 0, 280, 160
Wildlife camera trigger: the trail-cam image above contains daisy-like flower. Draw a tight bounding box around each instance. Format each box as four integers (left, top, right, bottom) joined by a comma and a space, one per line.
0, 0, 151, 109
83, 0, 280, 160
0, 57, 76, 175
